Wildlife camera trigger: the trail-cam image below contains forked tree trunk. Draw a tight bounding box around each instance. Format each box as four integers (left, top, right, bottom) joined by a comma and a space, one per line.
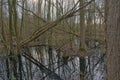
106, 0, 120, 80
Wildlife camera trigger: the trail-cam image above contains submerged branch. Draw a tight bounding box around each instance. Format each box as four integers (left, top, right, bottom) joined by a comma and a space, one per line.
22, 48, 63, 80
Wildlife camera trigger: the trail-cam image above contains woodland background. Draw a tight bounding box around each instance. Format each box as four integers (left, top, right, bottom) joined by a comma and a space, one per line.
0, 0, 119, 80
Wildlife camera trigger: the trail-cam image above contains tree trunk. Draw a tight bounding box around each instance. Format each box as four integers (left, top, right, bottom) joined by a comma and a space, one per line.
79, 0, 86, 80
106, 0, 120, 80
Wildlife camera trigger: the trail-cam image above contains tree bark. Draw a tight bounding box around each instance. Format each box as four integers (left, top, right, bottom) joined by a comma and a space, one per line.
106, 0, 120, 80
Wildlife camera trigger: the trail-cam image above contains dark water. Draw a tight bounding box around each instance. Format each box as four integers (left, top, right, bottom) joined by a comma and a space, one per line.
0, 42, 106, 80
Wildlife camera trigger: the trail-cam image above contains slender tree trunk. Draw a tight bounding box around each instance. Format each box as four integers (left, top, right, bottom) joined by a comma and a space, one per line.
79, 0, 86, 80
106, 0, 120, 80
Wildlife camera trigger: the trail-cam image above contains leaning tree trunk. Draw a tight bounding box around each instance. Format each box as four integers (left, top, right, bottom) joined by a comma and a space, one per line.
106, 0, 120, 80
